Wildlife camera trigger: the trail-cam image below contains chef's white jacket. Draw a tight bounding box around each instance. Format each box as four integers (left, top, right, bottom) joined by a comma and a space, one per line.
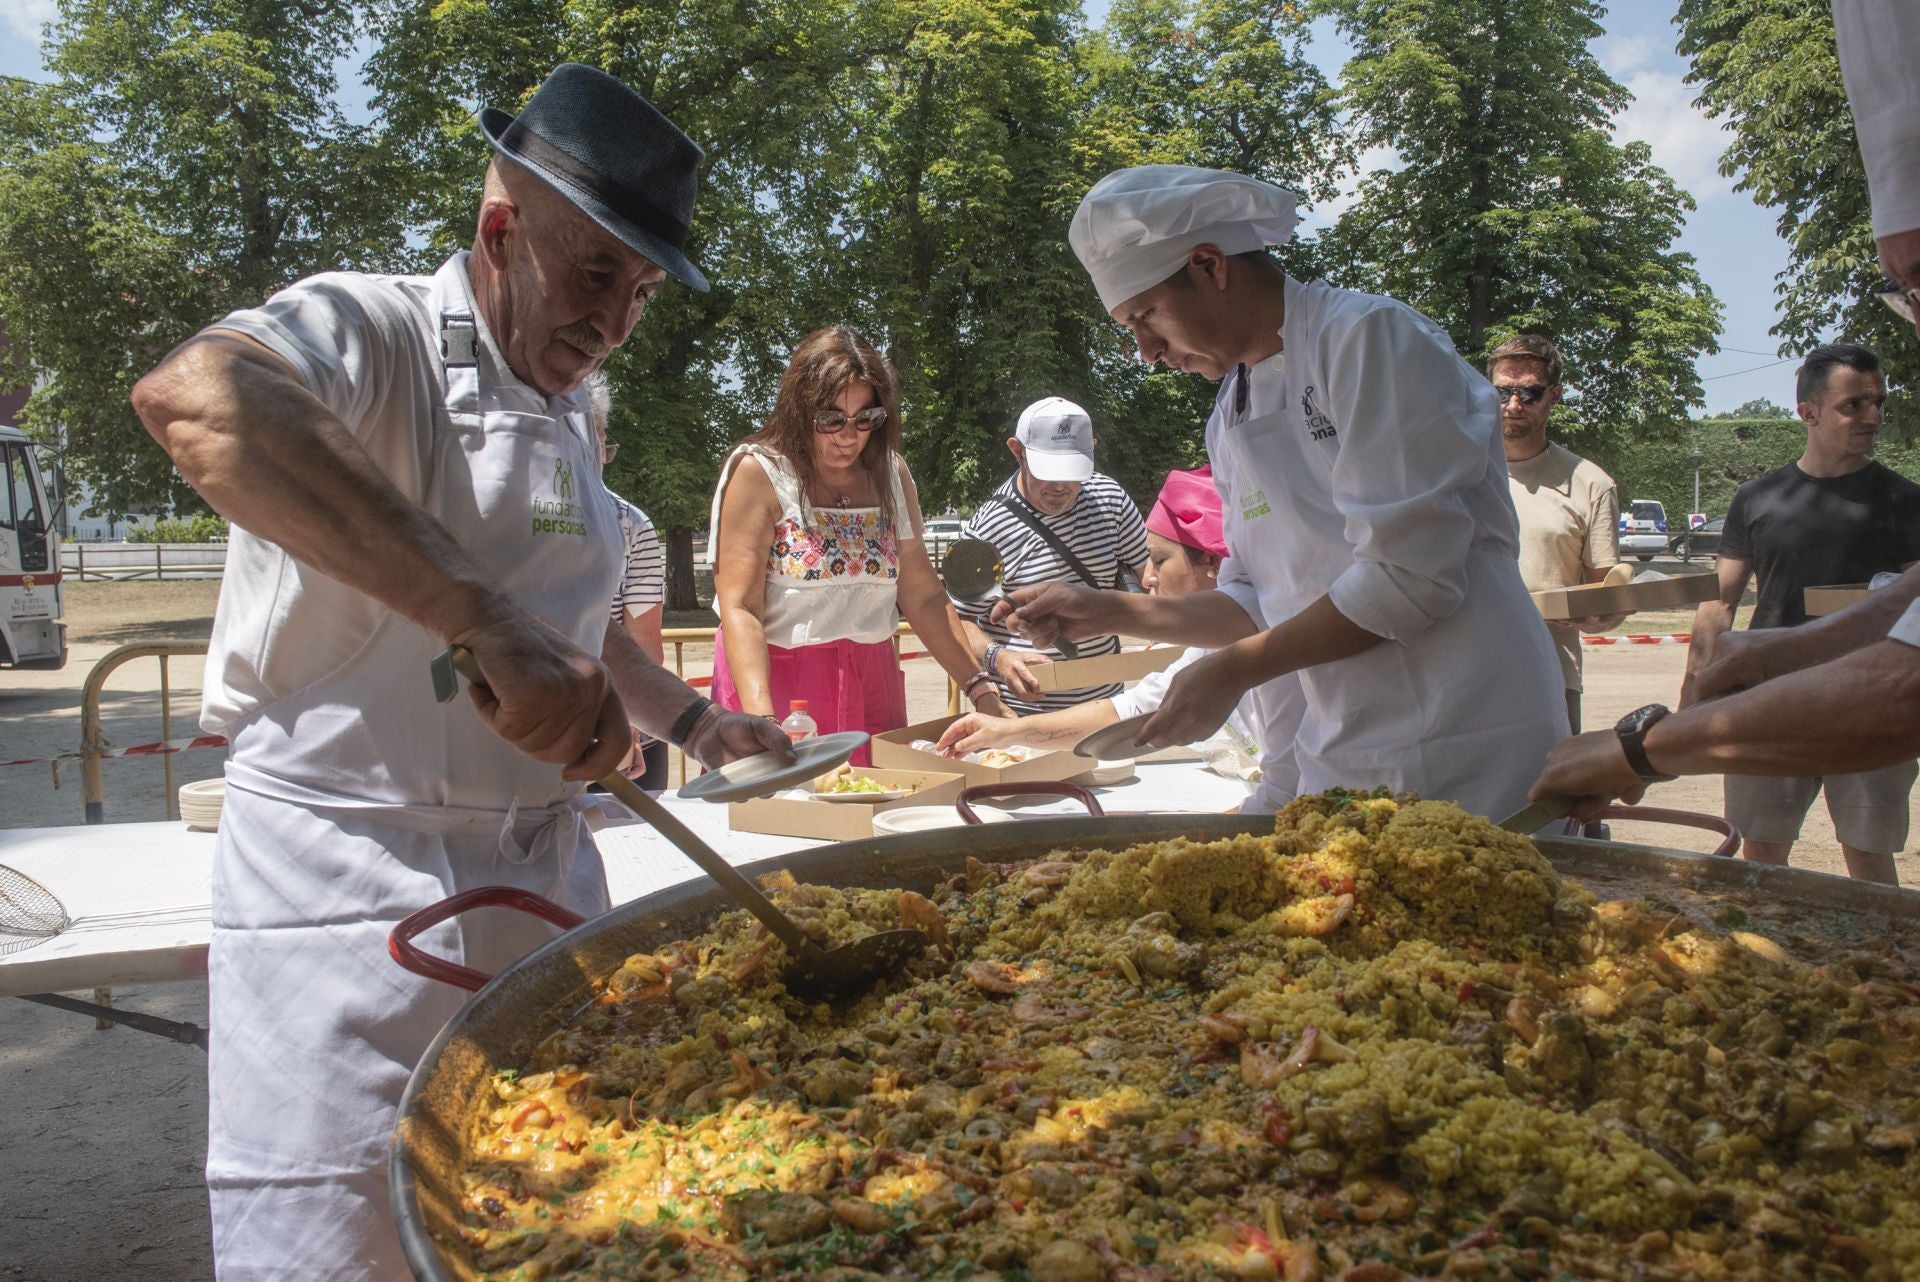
1206, 276, 1567, 817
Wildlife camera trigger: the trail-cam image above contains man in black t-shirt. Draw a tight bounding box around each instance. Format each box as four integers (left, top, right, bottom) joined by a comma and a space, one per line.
1682, 343, 1920, 883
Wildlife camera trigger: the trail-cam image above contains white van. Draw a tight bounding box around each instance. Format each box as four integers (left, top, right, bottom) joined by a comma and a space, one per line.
1, 424, 67, 668
1618, 498, 1670, 562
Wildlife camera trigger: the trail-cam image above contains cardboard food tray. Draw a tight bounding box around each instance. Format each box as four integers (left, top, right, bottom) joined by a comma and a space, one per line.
1804, 584, 1871, 618
728, 767, 966, 840
1530, 571, 1719, 621
1024, 645, 1182, 693
871, 716, 1091, 787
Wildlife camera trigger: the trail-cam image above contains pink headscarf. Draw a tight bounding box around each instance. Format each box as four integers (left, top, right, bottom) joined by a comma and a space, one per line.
1146, 465, 1227, 560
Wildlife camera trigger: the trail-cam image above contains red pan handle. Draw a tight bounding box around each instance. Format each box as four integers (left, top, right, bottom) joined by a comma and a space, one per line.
388, 886, 587, 992
956, 781, 1105, 825
1597, 805, 1741, 859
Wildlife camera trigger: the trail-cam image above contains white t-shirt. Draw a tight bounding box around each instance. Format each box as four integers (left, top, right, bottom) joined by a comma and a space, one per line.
1835, 0, 1920, 239
197, 261, 589, 734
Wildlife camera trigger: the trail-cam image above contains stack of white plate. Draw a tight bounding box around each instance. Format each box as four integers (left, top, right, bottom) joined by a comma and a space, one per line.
1074, 758, 1136, 787
179, 778, 226, 832
871, 805, 1018, 836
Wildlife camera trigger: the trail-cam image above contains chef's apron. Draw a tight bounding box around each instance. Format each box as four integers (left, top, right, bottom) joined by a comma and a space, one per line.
1215, 357, 1565, 819
204, 259, 621, 1281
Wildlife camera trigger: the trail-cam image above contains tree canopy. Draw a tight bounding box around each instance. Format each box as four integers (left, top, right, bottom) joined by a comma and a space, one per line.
0, 0, 1772, 567
1319, 0, 1722, 456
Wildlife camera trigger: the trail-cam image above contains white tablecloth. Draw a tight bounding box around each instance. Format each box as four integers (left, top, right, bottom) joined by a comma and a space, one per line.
0, 760, 1250, 998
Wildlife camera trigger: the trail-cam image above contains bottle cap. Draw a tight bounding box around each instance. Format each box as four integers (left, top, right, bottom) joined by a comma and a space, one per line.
790, 699, 810, 712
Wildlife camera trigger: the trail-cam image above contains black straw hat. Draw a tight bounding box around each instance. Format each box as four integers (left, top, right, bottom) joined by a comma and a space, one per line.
479, 63, 709, 293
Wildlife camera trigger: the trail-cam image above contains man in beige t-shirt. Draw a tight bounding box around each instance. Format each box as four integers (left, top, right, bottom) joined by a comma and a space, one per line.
1489, 335, 1623, 732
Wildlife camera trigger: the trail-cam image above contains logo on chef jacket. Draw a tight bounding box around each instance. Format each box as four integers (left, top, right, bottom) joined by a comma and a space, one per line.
531, 458, 588, 538
1302, 386, 1336, 442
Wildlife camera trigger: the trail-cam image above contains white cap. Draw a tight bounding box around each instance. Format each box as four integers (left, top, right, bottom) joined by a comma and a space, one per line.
1015, 397, 1095, 483
1069, 165, 1300, 311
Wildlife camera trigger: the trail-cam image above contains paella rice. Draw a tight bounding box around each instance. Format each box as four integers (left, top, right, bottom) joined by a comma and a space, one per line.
454, 790, 1920, 1281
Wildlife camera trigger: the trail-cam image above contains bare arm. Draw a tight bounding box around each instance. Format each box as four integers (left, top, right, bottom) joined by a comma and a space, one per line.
600, 617, 794, 769
995, 582, 1260, 650
894, 471, 1010, 717
1534, 637, 1920, 809
935, 699, 1119, 755
1694, 566, 1920, 700
132, 331, 626, 779
710, 457, 781, 717
623, 604, 664, 666
1678, 553, 1750, 707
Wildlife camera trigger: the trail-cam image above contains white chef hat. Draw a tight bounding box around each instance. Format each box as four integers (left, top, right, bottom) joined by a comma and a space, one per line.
1069, 166, 1300, 311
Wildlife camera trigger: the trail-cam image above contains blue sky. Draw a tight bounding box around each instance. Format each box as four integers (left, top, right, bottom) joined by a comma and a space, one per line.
0, 0, 1809, 414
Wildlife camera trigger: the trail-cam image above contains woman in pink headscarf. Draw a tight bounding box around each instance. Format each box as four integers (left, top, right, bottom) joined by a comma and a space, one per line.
937, 466, 1286, 789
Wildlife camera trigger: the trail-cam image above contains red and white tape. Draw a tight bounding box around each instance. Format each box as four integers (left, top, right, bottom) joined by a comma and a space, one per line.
1582, 633, 1691, 646
1, 733, 229, 770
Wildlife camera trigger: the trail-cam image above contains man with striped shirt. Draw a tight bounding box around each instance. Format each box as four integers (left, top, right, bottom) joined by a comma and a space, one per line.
591, 374, 669, 786
955, 397, 1150, 715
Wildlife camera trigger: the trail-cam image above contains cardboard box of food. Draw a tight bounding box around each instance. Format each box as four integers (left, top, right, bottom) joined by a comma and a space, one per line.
1530, 570, 1719, 621
1804, 584, 1872, 617
1025, 645, 1183, 693
727, 767, 966, 840
871, 717, 1090, 787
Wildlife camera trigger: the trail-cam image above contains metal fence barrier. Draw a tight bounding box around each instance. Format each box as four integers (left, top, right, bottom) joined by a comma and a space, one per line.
78, 627, 959, 818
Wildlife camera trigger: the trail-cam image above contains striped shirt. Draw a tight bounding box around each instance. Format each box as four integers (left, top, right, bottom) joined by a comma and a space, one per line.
955, 472, 1149, 713
610, 494, 665, 622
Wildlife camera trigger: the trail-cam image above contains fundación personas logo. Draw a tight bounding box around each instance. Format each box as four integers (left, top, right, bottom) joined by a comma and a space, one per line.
532, 457, 588, 537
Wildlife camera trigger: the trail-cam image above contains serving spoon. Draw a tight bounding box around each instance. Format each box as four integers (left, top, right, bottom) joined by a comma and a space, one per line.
941, 537, 1080, 660
431, 646, 927, 995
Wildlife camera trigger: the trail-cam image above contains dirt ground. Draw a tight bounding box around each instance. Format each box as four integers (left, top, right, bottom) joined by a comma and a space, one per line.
1, 575, 1914, 1280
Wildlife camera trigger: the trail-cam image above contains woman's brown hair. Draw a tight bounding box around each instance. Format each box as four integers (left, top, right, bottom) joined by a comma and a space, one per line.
743, 324, 903, 528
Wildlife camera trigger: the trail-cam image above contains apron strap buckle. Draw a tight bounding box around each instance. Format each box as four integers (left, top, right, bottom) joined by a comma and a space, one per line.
441, 319, 478, 368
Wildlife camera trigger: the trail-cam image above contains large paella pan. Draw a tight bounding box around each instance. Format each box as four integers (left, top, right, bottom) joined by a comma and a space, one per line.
392, 792, 1920, 1282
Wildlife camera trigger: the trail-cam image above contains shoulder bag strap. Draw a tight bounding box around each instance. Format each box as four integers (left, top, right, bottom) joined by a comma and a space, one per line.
988, 494, 1118, 590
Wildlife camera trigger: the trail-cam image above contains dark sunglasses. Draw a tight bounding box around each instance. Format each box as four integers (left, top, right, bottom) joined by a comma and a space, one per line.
1493, 383, 1550, 406
812, 406, 889, 433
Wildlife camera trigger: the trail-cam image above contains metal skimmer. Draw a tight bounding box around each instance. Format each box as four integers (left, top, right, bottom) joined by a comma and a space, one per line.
0, 863, 71, 956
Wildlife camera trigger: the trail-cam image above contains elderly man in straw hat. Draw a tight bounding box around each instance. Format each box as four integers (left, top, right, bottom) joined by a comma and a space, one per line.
131, 64, 790, 1277
996, 166, 1565, 818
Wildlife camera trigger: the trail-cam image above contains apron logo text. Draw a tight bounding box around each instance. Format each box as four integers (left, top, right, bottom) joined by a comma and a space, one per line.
1303, 386, 1337, 442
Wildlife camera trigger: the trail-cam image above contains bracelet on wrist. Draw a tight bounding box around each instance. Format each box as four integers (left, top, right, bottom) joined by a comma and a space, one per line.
961, 669, 994, 696
668, 696, 715, 748
984, 643, 1003, 674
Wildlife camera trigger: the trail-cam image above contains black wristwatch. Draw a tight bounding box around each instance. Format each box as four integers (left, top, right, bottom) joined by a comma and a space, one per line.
1614, 703, 1677, 783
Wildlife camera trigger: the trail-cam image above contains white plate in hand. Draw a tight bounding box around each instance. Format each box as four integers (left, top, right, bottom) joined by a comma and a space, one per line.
1072, 712, 1156, 760
677, 731, 869, 804
813, 787, 912, 804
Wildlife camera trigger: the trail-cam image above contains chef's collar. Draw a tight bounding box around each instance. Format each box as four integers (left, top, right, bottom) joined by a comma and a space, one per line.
445, 250, 592, 420
1070, 166, 1300, 311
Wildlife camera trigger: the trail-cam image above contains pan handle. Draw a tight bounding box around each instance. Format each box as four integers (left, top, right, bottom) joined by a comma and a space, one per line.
956, 781, 1105, 825
388, 886, 587, 993
1595, 806, 1742, 859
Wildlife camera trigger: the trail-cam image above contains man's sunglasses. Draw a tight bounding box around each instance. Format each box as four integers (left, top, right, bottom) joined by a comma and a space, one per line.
812, 407, 889, 433
1493, 383, 1550, 406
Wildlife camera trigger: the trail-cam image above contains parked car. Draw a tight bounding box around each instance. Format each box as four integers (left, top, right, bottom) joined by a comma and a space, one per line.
1669, 516, 1723, 562
1619, 498, 1669, 561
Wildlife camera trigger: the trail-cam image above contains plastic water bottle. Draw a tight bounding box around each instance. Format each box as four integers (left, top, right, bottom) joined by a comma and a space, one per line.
780, 700, 817, 744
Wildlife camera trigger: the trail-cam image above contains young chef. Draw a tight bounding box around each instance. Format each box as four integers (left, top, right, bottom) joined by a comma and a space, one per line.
996, 165, 1566, 817
130, 65, 790, 1278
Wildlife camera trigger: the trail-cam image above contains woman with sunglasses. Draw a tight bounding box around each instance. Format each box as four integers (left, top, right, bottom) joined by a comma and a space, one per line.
708, 325, 1011, 762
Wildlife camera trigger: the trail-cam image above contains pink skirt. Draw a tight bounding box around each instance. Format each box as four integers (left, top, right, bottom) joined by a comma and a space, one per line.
710, 633, 907, 767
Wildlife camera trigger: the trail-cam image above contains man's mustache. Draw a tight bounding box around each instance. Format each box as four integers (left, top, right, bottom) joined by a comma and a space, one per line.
556, 323, 612, 359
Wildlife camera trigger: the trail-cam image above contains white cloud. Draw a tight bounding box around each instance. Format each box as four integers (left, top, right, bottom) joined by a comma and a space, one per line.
1597, 36, 1738, 201
0, 1, 57, 47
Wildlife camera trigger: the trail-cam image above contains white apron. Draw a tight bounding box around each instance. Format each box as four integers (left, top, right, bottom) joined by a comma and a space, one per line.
1208, 280, 1566, 819
204, 258, 621, 1280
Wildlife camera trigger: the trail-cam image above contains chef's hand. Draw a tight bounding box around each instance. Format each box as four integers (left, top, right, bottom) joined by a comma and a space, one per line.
1530, 730, 1647, 821
454, 616, 630, 781
936, 713, 1017, 756
682, 705, 797, 771
1136, 646, 1245, 750
1689, 629, 1771, 704
990, 583, 1117, 650
991, 647, 1046, 700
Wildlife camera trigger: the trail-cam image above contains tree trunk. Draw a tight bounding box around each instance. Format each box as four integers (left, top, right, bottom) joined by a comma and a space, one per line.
665, 527, 699, 612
